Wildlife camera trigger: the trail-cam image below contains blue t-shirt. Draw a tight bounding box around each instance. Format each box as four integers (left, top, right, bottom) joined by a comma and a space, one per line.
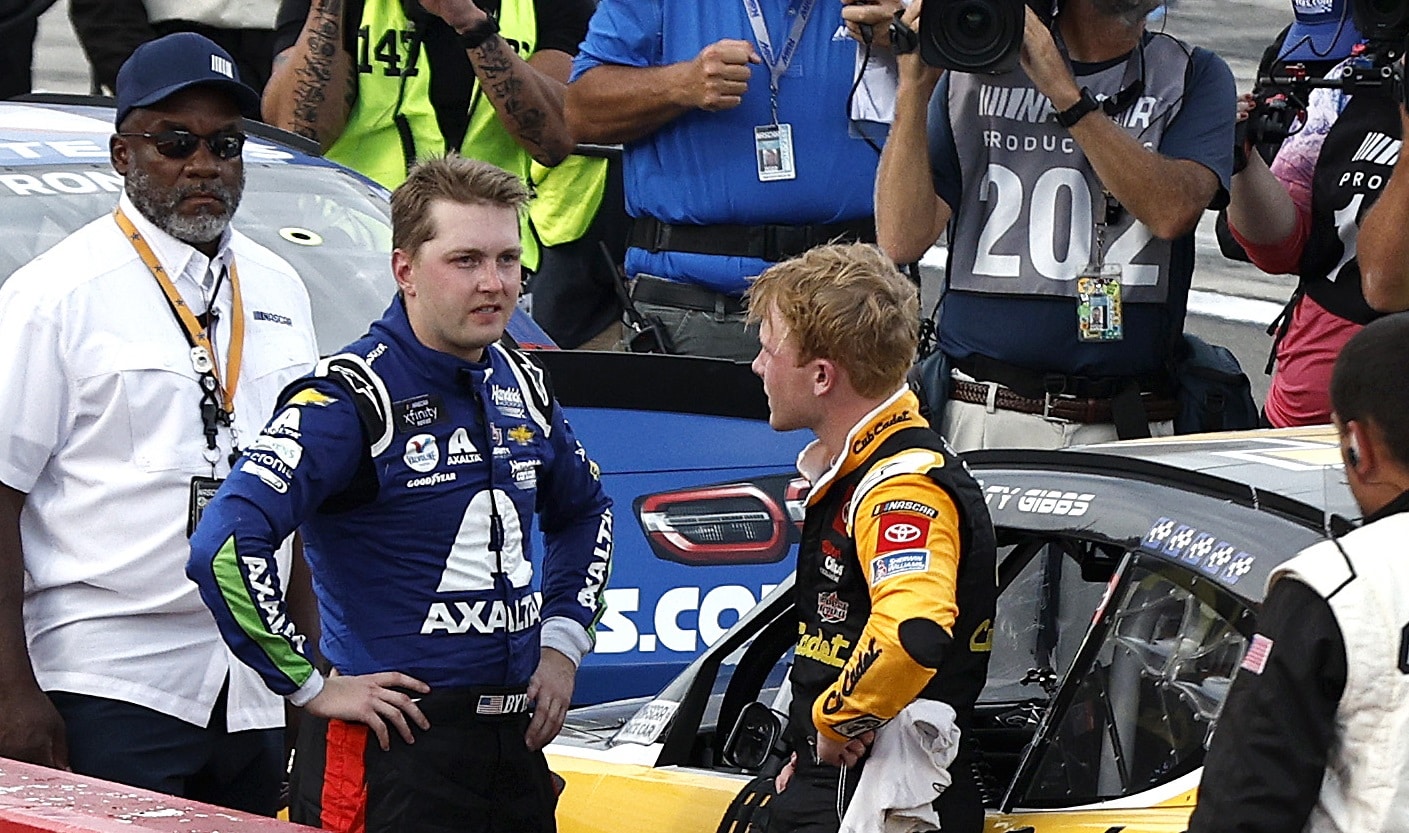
926, 40, 1235, 377
572, 0, 884, 295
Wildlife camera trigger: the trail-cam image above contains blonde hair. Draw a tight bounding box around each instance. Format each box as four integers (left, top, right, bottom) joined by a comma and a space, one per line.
747, 243, 918, 398
391, 154, 530, 256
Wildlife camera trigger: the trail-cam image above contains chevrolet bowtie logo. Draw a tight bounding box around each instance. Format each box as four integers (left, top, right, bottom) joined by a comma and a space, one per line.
508, 425, 534, 445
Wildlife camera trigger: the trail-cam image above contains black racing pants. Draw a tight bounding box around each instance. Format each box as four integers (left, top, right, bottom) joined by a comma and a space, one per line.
765, 748, 983, 833
290, 687, 557, 833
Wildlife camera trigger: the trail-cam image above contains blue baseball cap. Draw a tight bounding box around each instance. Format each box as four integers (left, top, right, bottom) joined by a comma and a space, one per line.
1281, 0, 1363, 63
114, 32, 262, 127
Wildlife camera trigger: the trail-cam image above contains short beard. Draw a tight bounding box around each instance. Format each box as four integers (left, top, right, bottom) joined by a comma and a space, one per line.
1091, 0, 1161, 27
125, 167, 245, 245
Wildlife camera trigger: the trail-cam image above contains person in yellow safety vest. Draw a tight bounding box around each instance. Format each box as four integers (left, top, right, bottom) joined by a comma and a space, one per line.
265, 0, 624, 348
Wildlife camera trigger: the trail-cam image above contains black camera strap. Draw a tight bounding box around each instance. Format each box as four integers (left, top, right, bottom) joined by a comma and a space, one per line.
1052, 27, 1146, 121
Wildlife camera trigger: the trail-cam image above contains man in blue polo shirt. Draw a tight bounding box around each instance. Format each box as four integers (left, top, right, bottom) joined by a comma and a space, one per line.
566, 0, 897, 361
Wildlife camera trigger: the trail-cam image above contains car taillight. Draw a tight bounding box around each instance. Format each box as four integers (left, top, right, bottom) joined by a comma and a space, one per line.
637, 484, 789, 566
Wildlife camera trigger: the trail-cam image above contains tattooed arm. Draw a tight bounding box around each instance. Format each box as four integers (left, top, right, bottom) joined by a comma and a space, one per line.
263, 0, 357, 151
423, 0, 575, 166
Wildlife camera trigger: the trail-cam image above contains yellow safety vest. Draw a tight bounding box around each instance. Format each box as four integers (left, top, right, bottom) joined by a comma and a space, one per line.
327, 0, 607, 267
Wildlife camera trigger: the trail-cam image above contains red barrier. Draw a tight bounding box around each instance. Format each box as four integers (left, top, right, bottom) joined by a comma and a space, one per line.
0, 759, 321, 833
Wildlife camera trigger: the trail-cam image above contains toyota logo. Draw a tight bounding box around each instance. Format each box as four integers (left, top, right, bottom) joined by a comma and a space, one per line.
884, 523, 922, 543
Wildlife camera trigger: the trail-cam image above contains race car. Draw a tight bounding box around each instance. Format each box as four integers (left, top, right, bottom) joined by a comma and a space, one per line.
545, 427, 1358, 832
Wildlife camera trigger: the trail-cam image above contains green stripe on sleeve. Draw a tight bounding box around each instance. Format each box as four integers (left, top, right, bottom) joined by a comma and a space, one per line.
211, 534, 314, 688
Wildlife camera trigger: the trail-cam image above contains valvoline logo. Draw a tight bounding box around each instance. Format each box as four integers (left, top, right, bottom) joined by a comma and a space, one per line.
404, 433, 440, 473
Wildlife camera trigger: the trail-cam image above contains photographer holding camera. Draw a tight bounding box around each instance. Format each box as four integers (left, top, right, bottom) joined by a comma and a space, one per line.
1225, 0, 1398, 428
876, 0, 1234, 451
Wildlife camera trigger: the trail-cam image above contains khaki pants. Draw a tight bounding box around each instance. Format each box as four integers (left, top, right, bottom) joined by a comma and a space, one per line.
942, 398, 1175, 452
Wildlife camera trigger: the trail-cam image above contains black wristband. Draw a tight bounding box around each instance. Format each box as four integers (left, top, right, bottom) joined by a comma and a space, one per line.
1054, 87, 1100, 129
457, 16, 499, 50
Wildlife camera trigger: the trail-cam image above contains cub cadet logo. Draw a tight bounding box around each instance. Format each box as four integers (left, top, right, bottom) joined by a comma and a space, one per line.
823, 638, 881, 714
241, 555, 306, 652
421, 592, 542, 635
797, 624, 851, 669
883, 522, 923, 545
970, 618, 994, 652
984, 485, 1093, 517
850, 411, 910, 455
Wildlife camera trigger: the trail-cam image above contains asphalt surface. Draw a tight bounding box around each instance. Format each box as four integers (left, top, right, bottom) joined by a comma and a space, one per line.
28, 0, 1301, 406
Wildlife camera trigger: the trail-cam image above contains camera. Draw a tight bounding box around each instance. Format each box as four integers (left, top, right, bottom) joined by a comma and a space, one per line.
919, 0, 1029, 73
1351, 0, 1409, 63
1241, 90, 1302, 150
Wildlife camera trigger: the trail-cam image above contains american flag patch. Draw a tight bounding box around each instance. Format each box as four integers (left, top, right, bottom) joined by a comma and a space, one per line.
1241, 634, 1274, 675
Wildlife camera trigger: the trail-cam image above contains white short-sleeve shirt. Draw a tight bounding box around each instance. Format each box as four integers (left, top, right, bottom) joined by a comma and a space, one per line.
0, 193, 318, 730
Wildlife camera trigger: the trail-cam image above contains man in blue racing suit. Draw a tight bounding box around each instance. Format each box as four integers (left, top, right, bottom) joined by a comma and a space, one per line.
187, 155, 613, 833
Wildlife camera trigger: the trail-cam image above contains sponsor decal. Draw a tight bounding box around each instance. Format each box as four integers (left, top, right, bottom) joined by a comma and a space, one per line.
365, 342, 388, 363
404, 434, 440, 472
969, 618, 994, 652
796, 623, 851, 669
447, 427, 483, 465
872, 500, 939, 519
596, 582, 777, 654
823, 638, 882, 714
490, 385, 527, 418
817, 591, 848, 623
407, 472, 457, 489
984, 485, 1093, 517
1240, 633, 1273, 674
476, 693, 529, 715
876, 513, 930, 553
249, 436, 303, 470
1161, 524, 1199, 558
211, 53, 234, 78
252, 310, 292, 326
394, 394, 445, 434
615, 700, 679, 746
820, 550, 846, 583
573, 442, 602, 481
832, 714, 887, 738
851, 410, 910, 455
508, 424, 535, 446
870, 549, 930, 585
241, 459, 289, 494
240, 555, 305, 652
264, 408, 301, 440
510, 458, 539, 490
1222, 553, 1256, 584
491, 424, 504, 446
421, 592, 542, 635
577, 509, 613, 610
287, 389, 335, 408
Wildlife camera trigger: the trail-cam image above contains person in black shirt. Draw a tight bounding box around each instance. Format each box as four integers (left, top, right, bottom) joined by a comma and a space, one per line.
1187, 313, 1409, 833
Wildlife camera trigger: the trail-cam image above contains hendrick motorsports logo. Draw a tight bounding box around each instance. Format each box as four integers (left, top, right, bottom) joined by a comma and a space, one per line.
404, 433, 440, 472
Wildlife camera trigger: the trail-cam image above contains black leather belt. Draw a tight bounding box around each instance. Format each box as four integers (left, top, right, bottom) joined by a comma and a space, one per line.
628, 215, 877, 262
950, 378, 1179, 423
631, 274, 746, 315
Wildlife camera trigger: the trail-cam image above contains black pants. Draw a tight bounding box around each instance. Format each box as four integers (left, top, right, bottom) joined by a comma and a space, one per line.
48, 689, 283, 816
291, 688, 557, 833
765, 749, 983, 833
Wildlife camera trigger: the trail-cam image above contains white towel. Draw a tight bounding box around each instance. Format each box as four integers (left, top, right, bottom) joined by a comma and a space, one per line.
838, 700, 961, 833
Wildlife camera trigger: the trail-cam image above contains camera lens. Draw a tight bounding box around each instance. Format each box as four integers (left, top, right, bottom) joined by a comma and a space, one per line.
921, 0, 1024, 73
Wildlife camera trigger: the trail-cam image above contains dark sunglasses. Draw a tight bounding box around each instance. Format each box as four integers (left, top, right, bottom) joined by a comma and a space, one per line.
117, 129, 246, 160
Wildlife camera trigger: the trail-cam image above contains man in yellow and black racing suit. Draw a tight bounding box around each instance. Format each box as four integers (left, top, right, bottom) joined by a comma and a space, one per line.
748, 243, 997, 833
